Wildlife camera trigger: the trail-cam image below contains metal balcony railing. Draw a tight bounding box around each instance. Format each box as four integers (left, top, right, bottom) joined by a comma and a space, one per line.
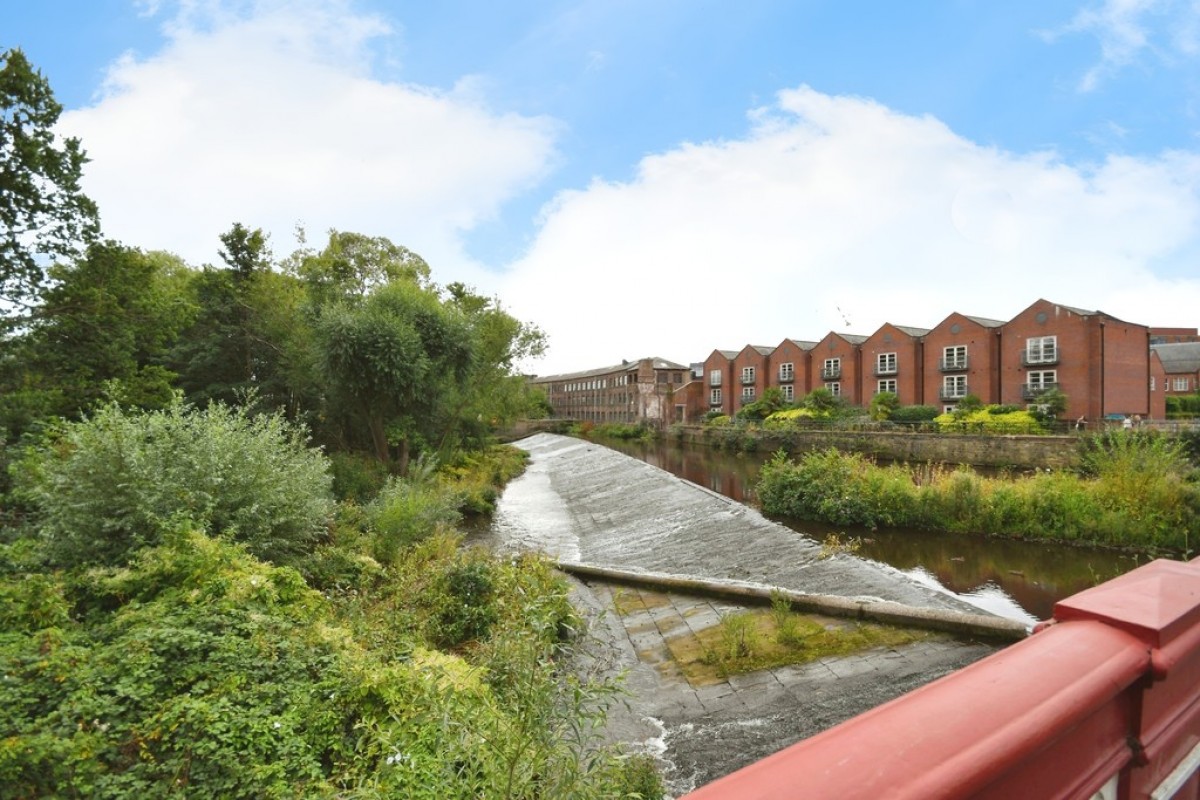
1021, 382, 1059, 399
874, 365, 898, 377
939, 357, 968, 372
821, 367, 842, 380
940, 386, 969, 400
741, 374, 756, 385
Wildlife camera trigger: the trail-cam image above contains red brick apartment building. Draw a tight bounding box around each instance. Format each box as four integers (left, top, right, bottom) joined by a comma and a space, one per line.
534, 300, 1195, 427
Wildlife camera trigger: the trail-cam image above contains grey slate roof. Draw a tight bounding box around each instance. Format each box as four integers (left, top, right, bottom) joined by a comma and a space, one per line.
1153, 342, 1200, 374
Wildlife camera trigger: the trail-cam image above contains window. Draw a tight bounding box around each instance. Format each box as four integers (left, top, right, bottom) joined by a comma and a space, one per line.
876, 353, 897, 375
741, 366, 756, 385
1028, 370, 1056, 390
710, 388, 722, 406
742, 386, 756, 401
877, 379, 897, 394
1025, 336, 1058, 364
1174, 377, 1191, 391
825, 382, 841, 396
823, 358, 841, 379
778, 362, 794, 382
782, 385, 794, 402
709, 369, 722, 386
1150, 376, 1156, 392
942, 345, 967, 370
943, 375, 967, 398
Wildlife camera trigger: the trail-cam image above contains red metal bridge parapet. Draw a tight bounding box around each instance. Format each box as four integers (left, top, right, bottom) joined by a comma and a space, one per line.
682, 557, 1200, 800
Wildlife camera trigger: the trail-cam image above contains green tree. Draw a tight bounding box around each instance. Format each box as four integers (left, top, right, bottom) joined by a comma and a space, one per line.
0, 48, 100, 316
315, 280, 473, 470
803, 386, 843, 414
293, 229, 431, 307
868, 391, 899, 421
737, 386, 789, 421
0, 242, 194, 439
442, 282, 546, 447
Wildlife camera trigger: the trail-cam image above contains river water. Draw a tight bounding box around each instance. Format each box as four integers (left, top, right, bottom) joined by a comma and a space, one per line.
590, 436, 1140, 623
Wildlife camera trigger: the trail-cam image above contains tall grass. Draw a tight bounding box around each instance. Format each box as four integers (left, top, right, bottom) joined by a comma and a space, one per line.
758, 435, 1200, 553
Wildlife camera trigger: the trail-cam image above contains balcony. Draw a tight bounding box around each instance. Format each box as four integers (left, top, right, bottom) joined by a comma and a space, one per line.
741, 374, 756, 385
709, 376, 722, 386
1021, 382, 1059, 399
1021, 350, 1059, 367
778, 371, 794, 383
939, 357, 969, 372
939, 385, 969, 401
874, 365, 898, 377
821, 367, 842, 380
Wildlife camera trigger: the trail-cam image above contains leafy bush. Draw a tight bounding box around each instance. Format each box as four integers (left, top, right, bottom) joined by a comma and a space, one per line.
328, 451, 390, 503
934, 406, 1044, 434
18, 403, 334, 568
367, 475, 461, 565
889, 405, 940, 423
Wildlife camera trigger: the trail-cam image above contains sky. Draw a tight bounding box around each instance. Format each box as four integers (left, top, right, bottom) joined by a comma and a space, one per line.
5, 0, 1200, 376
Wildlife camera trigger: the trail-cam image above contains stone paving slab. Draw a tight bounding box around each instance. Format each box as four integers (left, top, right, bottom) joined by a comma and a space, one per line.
574, 578, 1000, 797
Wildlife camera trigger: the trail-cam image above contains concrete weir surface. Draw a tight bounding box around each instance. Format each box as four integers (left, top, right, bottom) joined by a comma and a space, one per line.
483, 433, 1007, 795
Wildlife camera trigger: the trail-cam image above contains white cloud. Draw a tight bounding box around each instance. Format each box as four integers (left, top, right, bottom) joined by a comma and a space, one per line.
1047, 0, 1200, 91
502, 86, 1200, 375
59, 0, 558, 280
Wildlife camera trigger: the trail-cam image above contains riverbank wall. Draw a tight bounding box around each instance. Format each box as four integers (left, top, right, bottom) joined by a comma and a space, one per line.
671, 424, 1079, 469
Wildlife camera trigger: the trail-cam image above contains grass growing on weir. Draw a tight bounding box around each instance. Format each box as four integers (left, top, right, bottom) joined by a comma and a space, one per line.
613, 587, 934, 685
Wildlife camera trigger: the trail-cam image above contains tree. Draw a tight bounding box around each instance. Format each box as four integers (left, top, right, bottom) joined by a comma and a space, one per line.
0, 242, 194, 438
868, 391, 899, 421
293, 229, 431, 307
0, 48, 100, 315
315, 280, 473, 471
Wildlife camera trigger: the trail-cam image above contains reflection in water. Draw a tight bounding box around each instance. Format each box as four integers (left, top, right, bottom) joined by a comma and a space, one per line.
595, 437, 1139, 622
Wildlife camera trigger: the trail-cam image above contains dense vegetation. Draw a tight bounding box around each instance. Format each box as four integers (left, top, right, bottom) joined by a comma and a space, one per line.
757, 432, 1200, 553
0, 49, 662, 799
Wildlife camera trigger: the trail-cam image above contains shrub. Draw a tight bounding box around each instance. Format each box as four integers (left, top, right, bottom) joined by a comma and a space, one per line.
18, 403, 334, 568
889, 405, 940, 423
367, 476, 461, 565
934, 406, 1044, 434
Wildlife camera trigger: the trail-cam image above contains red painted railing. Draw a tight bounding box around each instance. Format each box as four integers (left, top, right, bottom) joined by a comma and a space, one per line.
683, 557, 1200, 799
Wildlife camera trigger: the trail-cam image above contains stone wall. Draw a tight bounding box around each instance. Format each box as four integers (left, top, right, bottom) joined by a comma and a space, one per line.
673, 425, 1079, 469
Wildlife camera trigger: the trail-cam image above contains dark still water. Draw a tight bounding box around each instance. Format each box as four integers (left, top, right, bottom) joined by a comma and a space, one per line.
594, 437, 1139, 623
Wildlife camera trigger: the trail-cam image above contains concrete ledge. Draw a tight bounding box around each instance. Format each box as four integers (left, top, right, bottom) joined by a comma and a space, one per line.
557, 561, 1030, 642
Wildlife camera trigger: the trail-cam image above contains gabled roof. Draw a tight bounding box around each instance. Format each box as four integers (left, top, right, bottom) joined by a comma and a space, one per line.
787, 339, 819, 350
839, 333, 869, 345
1152, 342, 1200, 374
893, 325, 932, 338
963, 315, 1005, 328
749, 345, 776, 356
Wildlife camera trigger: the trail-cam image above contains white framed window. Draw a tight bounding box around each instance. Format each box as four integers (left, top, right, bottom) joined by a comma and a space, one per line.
943, 375, 967, 398
876, 352, 897, 375
1027, 370, 1057, 393
709, 369, 722, 386
779, 362, 794, 382
825, 382, 841, 396
742, 386, 756, 401
877, 379, 897, 394
709, 388, 722, 405
1150, 376, 1156, 392
823, 358, 841, 379
943, 405, 956, 414
782, 385, 794, 402
1173, 377, 1190, 391
741, 366, 756, 384
1026, 336, 1058, 364
942, 345, 967, 369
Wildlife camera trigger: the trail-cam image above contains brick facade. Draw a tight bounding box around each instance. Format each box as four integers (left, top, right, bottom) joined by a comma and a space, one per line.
922, 313, 1004, 412
860, 323, 928, 406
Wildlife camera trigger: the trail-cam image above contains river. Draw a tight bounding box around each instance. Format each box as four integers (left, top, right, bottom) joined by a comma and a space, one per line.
589, 436, 1140, 623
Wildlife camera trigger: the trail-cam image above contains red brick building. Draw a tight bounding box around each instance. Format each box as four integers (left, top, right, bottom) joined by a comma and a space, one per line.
860, 324, 929, 405
768, 338, 816, 404
810, 332, 868, 405
532, 357, 689, 426
922, 313, 1004, 412
702, 349, 739, 417
731, 345, 776, 412
999, 300, 1150, 422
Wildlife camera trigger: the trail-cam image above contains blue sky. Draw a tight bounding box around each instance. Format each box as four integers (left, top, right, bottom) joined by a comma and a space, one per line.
6, 0, 1200, 373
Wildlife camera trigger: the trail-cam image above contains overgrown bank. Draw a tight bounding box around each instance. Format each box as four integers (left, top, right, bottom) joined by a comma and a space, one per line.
757, 432, 1200, 554
0, 403, 662, 799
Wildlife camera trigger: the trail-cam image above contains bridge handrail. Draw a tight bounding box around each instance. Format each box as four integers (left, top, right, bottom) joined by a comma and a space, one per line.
683, 557, 1200, 799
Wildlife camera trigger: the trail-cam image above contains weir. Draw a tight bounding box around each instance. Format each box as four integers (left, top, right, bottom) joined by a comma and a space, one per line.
490, 433, 1016, 623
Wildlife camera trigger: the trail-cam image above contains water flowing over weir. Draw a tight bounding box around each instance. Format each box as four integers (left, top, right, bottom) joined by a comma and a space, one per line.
485, 433, 999, 618
480, 433, 1010, 794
